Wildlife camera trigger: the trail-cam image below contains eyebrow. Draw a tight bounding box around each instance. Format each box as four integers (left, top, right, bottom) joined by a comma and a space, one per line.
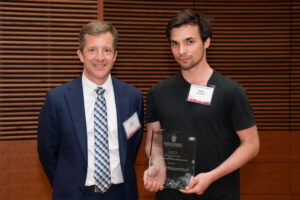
170, 37, 194, 43
184, 37, 194, 41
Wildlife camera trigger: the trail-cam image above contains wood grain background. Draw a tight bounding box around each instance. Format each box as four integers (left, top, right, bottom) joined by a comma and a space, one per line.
0, 0, 299, 199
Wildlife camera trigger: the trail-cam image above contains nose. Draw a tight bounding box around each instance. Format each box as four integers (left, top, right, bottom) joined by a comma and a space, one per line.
178, 45, 186, 56
95, 50, 104, 61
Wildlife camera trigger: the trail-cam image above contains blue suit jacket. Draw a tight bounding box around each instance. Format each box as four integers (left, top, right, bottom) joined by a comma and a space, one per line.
38, 76, 144, 200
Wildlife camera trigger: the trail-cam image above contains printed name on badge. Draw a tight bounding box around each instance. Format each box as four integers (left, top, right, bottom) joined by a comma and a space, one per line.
123, 112, 141, 139
187, 84, 215, 105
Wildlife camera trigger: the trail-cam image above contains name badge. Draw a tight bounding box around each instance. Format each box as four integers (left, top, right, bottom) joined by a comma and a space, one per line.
187, 84, 215, 105
123, 112, 141, 139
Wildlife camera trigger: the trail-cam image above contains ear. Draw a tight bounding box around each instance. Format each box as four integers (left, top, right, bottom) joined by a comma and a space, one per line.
204, 37, 211, 49
113, 50, 118, 62
77, 49, 84, 63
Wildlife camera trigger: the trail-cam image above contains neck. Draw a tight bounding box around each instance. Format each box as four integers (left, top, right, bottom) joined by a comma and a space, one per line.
181, 61, 213, 85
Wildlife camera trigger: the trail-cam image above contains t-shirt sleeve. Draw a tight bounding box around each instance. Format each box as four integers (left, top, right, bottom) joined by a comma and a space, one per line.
230, 84, 256, 131
145, 87, 159, 123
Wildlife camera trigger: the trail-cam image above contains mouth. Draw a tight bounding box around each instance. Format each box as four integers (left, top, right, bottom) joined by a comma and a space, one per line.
94, 63, 106, 68
179, 57, 189, 63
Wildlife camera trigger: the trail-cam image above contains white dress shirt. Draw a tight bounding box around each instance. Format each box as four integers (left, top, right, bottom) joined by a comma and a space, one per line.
82, 73, 124, 186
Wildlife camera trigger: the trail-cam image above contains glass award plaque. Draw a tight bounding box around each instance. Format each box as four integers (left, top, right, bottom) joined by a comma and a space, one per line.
148, 129, 196, 190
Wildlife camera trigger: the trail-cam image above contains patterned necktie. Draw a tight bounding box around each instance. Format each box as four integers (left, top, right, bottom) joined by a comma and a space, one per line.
94, 87, 111, 192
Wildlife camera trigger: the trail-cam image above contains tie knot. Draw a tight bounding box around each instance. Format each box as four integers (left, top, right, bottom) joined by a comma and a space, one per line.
96, 87, 105, 96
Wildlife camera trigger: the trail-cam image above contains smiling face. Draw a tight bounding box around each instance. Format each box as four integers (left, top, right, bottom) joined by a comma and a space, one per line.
170, 24, 210, 71
77, 32, 117, 85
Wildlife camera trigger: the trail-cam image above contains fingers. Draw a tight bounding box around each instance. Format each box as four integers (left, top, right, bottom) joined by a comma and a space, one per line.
143, 169, 164, 192
144, 177, 163, 192
180, 187, 198, 194
143, 169, 149, 186
145, 181, 163, 192
185, 176, 197, 190
179, 176, 200, 194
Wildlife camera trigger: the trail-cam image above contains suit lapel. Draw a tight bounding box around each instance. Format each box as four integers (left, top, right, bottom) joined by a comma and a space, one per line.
63, 76, 129, 170
65, 76, 88, 162
112, 78, 129, 171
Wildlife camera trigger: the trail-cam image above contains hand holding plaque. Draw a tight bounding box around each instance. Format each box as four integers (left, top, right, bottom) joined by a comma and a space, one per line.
145, 129, 166, 191
147, 129, 196, 190
145, 162, 166, 192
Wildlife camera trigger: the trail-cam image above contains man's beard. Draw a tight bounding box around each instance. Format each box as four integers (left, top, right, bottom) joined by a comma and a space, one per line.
178, 51, 204, 70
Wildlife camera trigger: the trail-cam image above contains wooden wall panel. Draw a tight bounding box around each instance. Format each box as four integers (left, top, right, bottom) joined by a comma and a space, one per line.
291, 132, 300, 162
0, 140, 51, 200
291, 163, 300, 195
241, 195, 290, 200
103, 2, 194, 198
291, 0, 300, 197
253, 131, 290, 162
241, 163, 289, 195
104, 0, 194, 93
0, 0, 299, 200
0, 0, 98, 140
0, 0, 99, 199
195, 0, 292, 132
292, 0, 300, 132
103, 0, 300, 200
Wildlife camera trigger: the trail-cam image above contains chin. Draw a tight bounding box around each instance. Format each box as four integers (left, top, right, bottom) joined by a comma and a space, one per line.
180, 65, 194, 70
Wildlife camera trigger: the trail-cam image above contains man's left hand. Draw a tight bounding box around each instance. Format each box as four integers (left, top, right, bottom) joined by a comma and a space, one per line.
180, 172, 213, 195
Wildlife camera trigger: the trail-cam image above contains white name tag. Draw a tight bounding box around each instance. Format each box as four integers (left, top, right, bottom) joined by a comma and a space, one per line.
187, 84, 215, 105
123, 112, 141, 139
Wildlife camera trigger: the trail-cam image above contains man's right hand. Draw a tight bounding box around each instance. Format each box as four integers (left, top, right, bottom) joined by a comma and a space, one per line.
143, 164, 166, 192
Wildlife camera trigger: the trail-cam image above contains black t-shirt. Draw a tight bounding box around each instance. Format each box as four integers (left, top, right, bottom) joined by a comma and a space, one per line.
146, 70, 256, 200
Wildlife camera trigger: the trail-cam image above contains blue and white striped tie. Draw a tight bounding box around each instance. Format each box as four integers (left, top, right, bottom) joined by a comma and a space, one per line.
94, 87, 111, 192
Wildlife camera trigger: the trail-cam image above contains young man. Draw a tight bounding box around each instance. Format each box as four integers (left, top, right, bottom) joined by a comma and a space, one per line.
143, 10, 259, 200
38, 21, 144, 200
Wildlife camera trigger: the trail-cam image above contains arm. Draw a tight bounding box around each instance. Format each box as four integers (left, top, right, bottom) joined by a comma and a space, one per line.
143, 121, 166, 192
144, 121, 162, 157
130, 89, 144, 162
181, 125, 259, 195
37, 92, 60, 186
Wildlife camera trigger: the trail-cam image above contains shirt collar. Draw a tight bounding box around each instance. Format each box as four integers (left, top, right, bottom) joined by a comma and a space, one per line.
82, 73, 113, 96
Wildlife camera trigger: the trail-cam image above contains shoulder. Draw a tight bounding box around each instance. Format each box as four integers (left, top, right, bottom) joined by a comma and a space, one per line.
213, 71, 245, 92
211, 71, 249, 107
149, 73, 177, 94
213, 71, 239, 87
112, 77, 142, 95
47, 76, 82, 95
